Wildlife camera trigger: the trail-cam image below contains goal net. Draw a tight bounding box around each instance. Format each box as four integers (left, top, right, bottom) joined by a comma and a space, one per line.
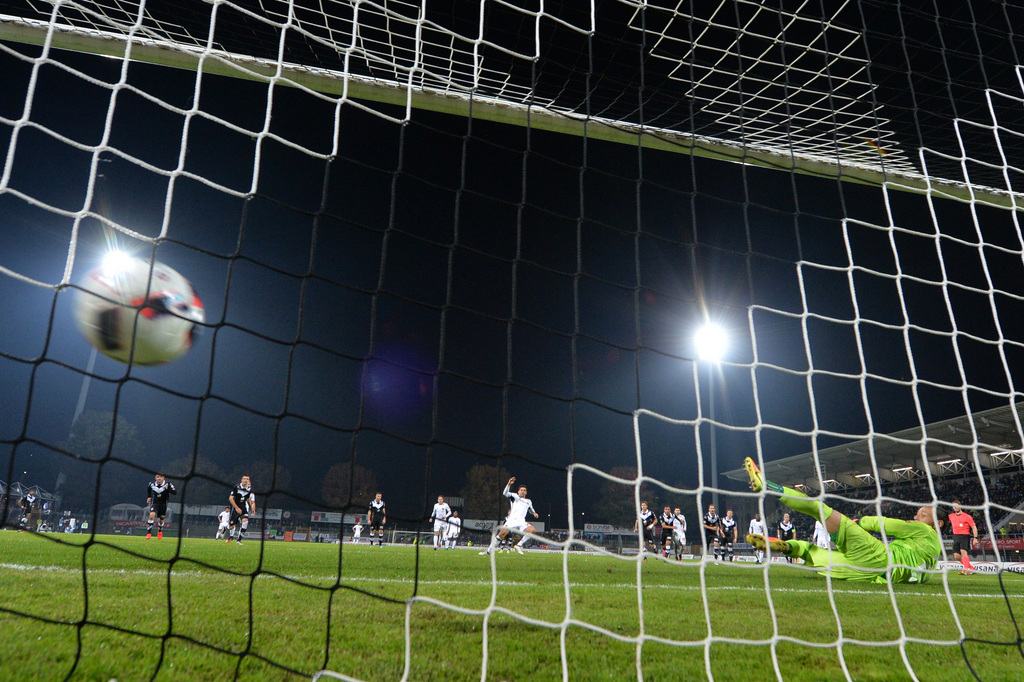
2, 0, 1024, 679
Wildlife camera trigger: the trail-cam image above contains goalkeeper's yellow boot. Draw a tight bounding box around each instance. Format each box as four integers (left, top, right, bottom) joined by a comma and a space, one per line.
746, 534, 793, 557
744, 457, 765, 492
743, 457, 784, 494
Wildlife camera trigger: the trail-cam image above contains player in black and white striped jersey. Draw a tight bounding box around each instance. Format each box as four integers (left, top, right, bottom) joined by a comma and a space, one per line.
145, 474, 176, 540
368, 493, 386, 546
18, 489, 37, 532
778, 513, 796, 564
635, 501, 658, 559
660, 506, 676, 558
720, 509, 738, 561
227, 475, 256, 545
703, 505, 722, 561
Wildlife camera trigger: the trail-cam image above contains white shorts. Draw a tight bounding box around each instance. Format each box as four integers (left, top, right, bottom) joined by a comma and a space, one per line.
445, 530, 460, 540
433, 520, 447, 533
217, 523, 230, 532
504, 519, 531, 533
673, 531, 686, 544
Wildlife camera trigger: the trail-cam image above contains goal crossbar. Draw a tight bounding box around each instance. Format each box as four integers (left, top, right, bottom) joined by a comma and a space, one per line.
4, 14, 1022, 213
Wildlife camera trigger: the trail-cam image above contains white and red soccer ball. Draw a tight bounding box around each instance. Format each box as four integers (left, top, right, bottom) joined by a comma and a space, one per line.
73, 254, 204, 365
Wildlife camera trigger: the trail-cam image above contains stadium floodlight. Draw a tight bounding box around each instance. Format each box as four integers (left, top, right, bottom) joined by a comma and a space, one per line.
892, 466, 915, 472
937, 459, 962, 465
694, 323, 728, 363
100, 249, 133, 276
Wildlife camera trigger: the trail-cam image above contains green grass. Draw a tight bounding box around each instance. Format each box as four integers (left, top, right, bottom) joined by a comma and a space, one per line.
0, 533, 1021, 681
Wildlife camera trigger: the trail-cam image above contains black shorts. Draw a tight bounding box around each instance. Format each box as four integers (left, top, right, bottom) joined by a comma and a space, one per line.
952, 536, 973, 554
705, 531, 719, 545
660, 529, 674, 545
643, 526, 655, 543
151, 503, 168, 519
230, 509, 249, 526
369, 513, 384, 530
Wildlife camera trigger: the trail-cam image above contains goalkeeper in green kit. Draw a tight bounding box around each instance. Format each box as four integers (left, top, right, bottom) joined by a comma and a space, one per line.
743, 457, 945, 584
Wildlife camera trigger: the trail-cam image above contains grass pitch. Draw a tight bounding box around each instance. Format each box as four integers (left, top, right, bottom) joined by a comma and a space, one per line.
0, 532, 1021, 681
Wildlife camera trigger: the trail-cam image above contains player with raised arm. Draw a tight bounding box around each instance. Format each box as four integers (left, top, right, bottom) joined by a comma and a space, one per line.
721, 509, 738, 561
744, 457, 945, 583
430, 495, 451, 550
368, 492, 386, 546
444, 510, 462, 550
778, 513, 796, 564
748, 513, 766, 563
659, 505, 676, 558
702, 504, 721, 561
480, 477, 539, 556
227, 475, 256, 545
214, 506, 231, 540
948, 500, 979, 574
634, 501, 658, 560
145, 474, 176, 540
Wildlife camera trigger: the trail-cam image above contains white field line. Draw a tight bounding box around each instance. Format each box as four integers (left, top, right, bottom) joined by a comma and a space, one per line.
0, 562, 1018, 600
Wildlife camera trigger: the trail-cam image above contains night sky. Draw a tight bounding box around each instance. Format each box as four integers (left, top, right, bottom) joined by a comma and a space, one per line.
3, 1, 1024, 528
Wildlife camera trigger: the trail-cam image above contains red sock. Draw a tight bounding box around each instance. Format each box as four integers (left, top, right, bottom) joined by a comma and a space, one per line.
961, 555, 974, 571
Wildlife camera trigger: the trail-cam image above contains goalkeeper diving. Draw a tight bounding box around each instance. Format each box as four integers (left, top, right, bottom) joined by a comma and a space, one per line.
743, 457, 945, 584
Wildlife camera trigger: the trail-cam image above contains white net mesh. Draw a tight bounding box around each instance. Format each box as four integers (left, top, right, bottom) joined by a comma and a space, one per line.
2, 1, 1024, 680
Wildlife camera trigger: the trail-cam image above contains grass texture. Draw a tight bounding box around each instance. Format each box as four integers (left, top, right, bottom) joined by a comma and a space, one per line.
0, 532, 1021, 681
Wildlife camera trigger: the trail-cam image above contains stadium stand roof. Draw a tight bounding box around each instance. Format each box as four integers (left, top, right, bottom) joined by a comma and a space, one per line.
0, 480, 58, 501
723, 402, 1024, 491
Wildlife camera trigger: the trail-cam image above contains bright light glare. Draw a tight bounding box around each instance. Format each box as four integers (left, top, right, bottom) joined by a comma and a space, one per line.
100, 250, 133, 275
694, 323, 727, 362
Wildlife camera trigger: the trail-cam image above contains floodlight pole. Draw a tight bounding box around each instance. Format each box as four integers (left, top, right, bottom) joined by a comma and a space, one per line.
71, 347, 98, 430
695, 323, 726, 510
708, 362, 719, 510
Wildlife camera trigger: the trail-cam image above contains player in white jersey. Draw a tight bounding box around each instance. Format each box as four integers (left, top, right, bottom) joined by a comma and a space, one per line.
352, 522, 363, 544
748, 513, 766, 563
480, 477, 539, 556
444, 510, 462, 550
215, 506, 231, 540
812, 519, 831, 550
671, 507, 687, 560
430, 496, 452, 550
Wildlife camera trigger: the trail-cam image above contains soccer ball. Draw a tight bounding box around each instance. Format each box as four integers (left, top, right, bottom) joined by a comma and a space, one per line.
73, 254, 204, 365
